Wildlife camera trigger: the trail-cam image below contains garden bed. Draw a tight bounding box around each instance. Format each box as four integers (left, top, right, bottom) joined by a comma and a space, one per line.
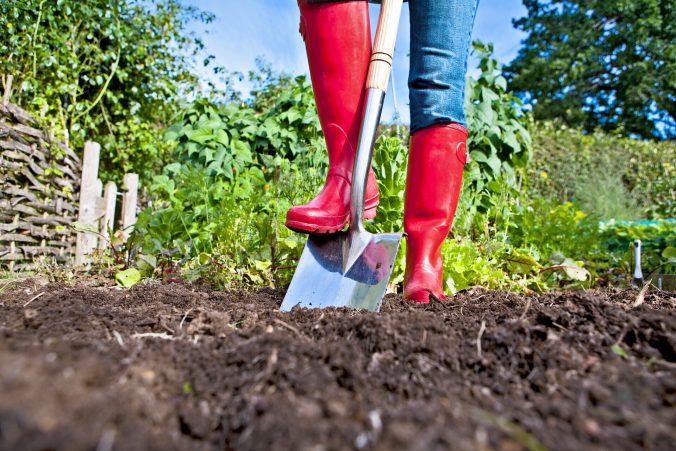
0, 280, 674, 451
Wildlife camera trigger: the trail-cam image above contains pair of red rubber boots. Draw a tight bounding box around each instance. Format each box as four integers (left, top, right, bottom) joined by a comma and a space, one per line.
285, 1, 466, 303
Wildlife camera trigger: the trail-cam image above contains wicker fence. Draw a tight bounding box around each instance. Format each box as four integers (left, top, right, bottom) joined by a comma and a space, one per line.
0, 103, 81, 271
0, 102, 138, 271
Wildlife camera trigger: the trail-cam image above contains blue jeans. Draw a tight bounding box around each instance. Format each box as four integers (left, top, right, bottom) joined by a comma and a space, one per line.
408, 0, 479, 133
307, 0, 479, 133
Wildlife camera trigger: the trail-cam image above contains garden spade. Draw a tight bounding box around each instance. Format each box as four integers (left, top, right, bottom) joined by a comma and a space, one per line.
281, 0, 404, 312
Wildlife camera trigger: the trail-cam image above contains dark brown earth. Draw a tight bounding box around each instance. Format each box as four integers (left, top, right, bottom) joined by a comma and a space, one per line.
0, 279, 674, 451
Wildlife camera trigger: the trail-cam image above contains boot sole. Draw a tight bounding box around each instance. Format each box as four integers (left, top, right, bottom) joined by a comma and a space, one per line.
285, 199, 378, 234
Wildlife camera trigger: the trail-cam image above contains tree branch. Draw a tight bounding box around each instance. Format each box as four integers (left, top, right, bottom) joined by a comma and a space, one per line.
72, 48, 121, 126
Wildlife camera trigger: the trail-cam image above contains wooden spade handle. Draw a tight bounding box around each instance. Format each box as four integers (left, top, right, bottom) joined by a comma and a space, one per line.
366, 0, 404, 91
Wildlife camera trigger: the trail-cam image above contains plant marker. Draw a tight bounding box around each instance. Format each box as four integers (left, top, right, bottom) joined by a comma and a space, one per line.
632, 240, 643, 287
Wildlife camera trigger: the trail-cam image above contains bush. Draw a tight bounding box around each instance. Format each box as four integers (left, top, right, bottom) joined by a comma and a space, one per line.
444, 193, 600, 293
131, 74, 326, 287
464, 41, 532, 209
1, 0, 217, 182
527, 122, 676, 219
600, 220, 676, 275
135, 159, 322, 287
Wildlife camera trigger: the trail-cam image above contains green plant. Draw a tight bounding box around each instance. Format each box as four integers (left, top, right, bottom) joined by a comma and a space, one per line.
527, 122, 675, 219
133, 160, 322, 287
131, 71, 327, 288
369, 136, 407, 234
600, 220, 676, 275
165, 73, 325, 174
442, 238, 512, 294
464, 41, 532, 209
0, 0, 223, 182
367, 135, 409, 285
443, 182, 601, 293
507, 200, 602, 263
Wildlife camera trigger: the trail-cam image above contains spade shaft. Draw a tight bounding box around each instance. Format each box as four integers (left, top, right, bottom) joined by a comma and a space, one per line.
344, 0, 403, 272
342, 88, 385, 274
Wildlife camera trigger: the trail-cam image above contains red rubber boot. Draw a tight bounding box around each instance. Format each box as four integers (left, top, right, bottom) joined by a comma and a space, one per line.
403, 123, 468, 303
285, 0, 380, 234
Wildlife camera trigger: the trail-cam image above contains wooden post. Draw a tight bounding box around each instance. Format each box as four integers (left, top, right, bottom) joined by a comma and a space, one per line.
75, 141, 101, 264
2, 74, 13, 105
120, 173, 139, 239
99, 181, 117, 249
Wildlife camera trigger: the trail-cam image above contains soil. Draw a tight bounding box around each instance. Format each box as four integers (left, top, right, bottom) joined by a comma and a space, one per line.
0, 279, 674, 451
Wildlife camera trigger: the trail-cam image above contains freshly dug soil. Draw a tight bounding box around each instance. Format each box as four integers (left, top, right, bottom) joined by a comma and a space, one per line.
0, 280, 674, 451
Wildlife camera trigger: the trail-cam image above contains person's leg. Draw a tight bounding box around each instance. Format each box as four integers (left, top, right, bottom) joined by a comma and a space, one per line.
408, 0, 478, 132
404, 0, 479, 302
285, 0, 380, 234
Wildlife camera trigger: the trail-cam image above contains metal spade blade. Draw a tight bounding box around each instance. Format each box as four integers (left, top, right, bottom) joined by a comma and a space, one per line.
280, 231, 401, 312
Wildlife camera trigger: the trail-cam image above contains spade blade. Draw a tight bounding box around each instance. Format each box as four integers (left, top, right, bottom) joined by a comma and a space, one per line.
280, 231, 402, 312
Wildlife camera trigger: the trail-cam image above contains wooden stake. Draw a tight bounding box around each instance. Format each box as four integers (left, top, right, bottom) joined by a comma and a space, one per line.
2, 74, 13, 105
75, 141, 101, 264
99, 181, 117, 249
120, 173, 139, 240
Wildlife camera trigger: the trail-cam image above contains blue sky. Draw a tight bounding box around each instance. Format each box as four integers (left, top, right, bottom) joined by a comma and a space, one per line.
187, 0, 527, 124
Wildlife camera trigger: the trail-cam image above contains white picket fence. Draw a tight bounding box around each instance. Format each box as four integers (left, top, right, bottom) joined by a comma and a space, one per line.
75, 141, 139, 264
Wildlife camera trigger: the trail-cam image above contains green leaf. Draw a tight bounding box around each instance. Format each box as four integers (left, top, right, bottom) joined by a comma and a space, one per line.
486, 154, 502, 176
481, 86, 500, 102
503, 130, 521, 153
285, 109, 302, 124
470, 150, 489, 163
560, 258, 590, 281
505, 250, 542, 274
198, 252, 211, 265
115, 268, 142, 287
186, 128, 213, 145
182, 382, 193, 394
477, 101, 496, 124
214, 129, 230, 147
662, 246, 676, 259
611, 344, 629, 359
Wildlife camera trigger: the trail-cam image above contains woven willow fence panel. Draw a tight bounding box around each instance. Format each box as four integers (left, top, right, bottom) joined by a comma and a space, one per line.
0, 102, 80, 271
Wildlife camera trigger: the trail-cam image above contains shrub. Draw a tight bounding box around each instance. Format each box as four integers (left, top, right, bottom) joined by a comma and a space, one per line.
132, 74, 326, 287
527, 122, 676, 219
600, 220, 676, 275
464, 41, 532, 209
1, 0, 217, 182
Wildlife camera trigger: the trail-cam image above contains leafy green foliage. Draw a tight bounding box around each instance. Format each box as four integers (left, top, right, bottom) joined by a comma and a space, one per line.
600, 220, 676, 275
135, 161, 320, 287
446, 193, 600, 293
464, 41, 532, 212
507, 0, 675, 140
115, 268, 141, 287
368, 136, 409, 285
133, 72, 325, 287
369, 136, 407, 234
0, 0, 216, 181
165, 75, 325, 175
507, 200, 601, 264
442, 238, 512, 294
127, 43, 670, 293
527, 122, 676, 219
